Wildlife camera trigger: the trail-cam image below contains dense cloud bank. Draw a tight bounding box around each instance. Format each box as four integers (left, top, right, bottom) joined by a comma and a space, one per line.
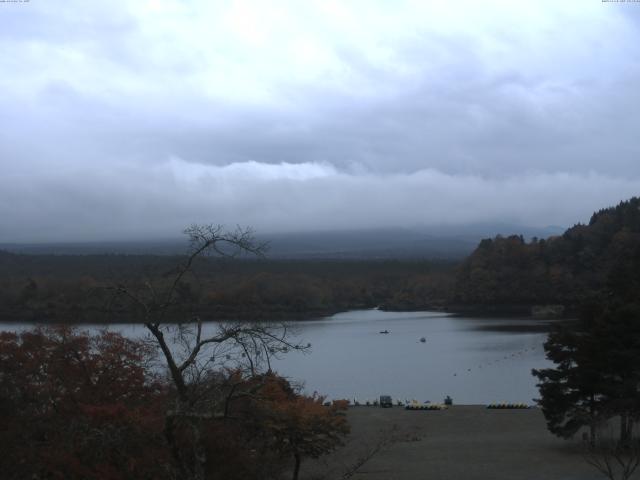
1, 1, 639, 240
2, 159, 639, 242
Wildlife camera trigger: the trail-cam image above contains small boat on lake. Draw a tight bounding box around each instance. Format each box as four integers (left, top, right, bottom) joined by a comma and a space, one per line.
420, 337, 426, 343
379, 330, 390, 334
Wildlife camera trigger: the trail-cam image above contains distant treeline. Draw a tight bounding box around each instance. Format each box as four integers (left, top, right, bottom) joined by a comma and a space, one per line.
0, 253, 455, 323
3, 197, 639, 323
453, 197, 640, 312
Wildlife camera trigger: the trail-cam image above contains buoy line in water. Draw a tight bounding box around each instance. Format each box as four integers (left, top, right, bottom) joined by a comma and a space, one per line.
450, 346, 538, 377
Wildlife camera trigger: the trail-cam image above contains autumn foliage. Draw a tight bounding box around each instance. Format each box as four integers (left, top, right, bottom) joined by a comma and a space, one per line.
0, 327, 167, 479
223, 373, 350, 480
0, 327, 349, 480
454, 197, 640, 309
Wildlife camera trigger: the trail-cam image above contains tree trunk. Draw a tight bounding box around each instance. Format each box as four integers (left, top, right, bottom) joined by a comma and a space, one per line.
146, 324, 188, 397
589, 422, 597, 447
191, 419, 207, 480
292, 453, 301, 480
589, 398, 597, 447
164, 399, 208, 480
620, 413, 632, 446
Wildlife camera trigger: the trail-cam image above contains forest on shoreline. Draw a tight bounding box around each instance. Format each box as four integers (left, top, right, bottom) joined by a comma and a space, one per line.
0, 254, 455, 323
454, 197, 640, 312
1, 197, 639, 324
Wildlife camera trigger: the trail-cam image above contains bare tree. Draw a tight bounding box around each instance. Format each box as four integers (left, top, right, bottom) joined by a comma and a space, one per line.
584, 423, 640, 480
109, 225, 308, 480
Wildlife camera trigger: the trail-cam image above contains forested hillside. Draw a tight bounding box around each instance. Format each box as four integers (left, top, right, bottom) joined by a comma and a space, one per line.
0, 254, 454, 323
453, 197, 640, 310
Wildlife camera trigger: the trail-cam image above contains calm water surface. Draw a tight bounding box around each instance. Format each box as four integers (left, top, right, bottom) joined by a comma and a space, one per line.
273, 309, 553, 404
1, 309, 554, 404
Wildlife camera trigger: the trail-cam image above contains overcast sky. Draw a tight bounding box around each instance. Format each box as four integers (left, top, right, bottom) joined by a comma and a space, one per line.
1, 0, 640, 242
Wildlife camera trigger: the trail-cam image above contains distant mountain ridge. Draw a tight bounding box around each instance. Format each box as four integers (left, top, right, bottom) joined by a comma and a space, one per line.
0, 223, 564, 260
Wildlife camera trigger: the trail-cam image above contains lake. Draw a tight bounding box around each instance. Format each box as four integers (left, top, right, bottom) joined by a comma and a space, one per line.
0, 309, 555, 405
273, 309, 553, 405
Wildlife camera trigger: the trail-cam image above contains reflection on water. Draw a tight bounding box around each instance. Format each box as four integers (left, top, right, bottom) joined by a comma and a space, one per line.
0, 309, 555, 404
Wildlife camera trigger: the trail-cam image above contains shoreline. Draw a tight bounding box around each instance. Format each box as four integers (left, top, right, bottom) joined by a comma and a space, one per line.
0, 304, 569, 325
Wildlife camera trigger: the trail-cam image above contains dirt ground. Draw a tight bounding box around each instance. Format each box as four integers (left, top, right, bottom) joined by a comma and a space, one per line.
301, 405, 636, 480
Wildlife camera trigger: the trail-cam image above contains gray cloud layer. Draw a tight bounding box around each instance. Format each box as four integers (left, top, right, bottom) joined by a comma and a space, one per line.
1, 1, 639, 241
3, 159, 640, 242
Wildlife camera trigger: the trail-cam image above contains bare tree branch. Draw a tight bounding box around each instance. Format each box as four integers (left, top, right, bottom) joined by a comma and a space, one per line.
584, 426, 640, 480
103, 224, 305, 480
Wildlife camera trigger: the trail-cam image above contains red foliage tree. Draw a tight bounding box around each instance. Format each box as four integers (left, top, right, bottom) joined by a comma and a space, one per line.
259, 380, 350, 480
0, 328, 349, 480
0, 327, 168, 480
209, 372, 350, 480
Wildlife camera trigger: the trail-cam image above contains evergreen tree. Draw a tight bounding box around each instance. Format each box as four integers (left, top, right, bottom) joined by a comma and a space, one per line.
533, 321, 603, 442
534, 301, 640, 444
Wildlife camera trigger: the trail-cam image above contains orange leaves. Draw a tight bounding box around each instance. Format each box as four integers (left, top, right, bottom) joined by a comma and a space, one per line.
246, 373, 350, 459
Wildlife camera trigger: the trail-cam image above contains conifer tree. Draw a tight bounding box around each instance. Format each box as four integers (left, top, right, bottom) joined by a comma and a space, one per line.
534, 301, 640, 444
